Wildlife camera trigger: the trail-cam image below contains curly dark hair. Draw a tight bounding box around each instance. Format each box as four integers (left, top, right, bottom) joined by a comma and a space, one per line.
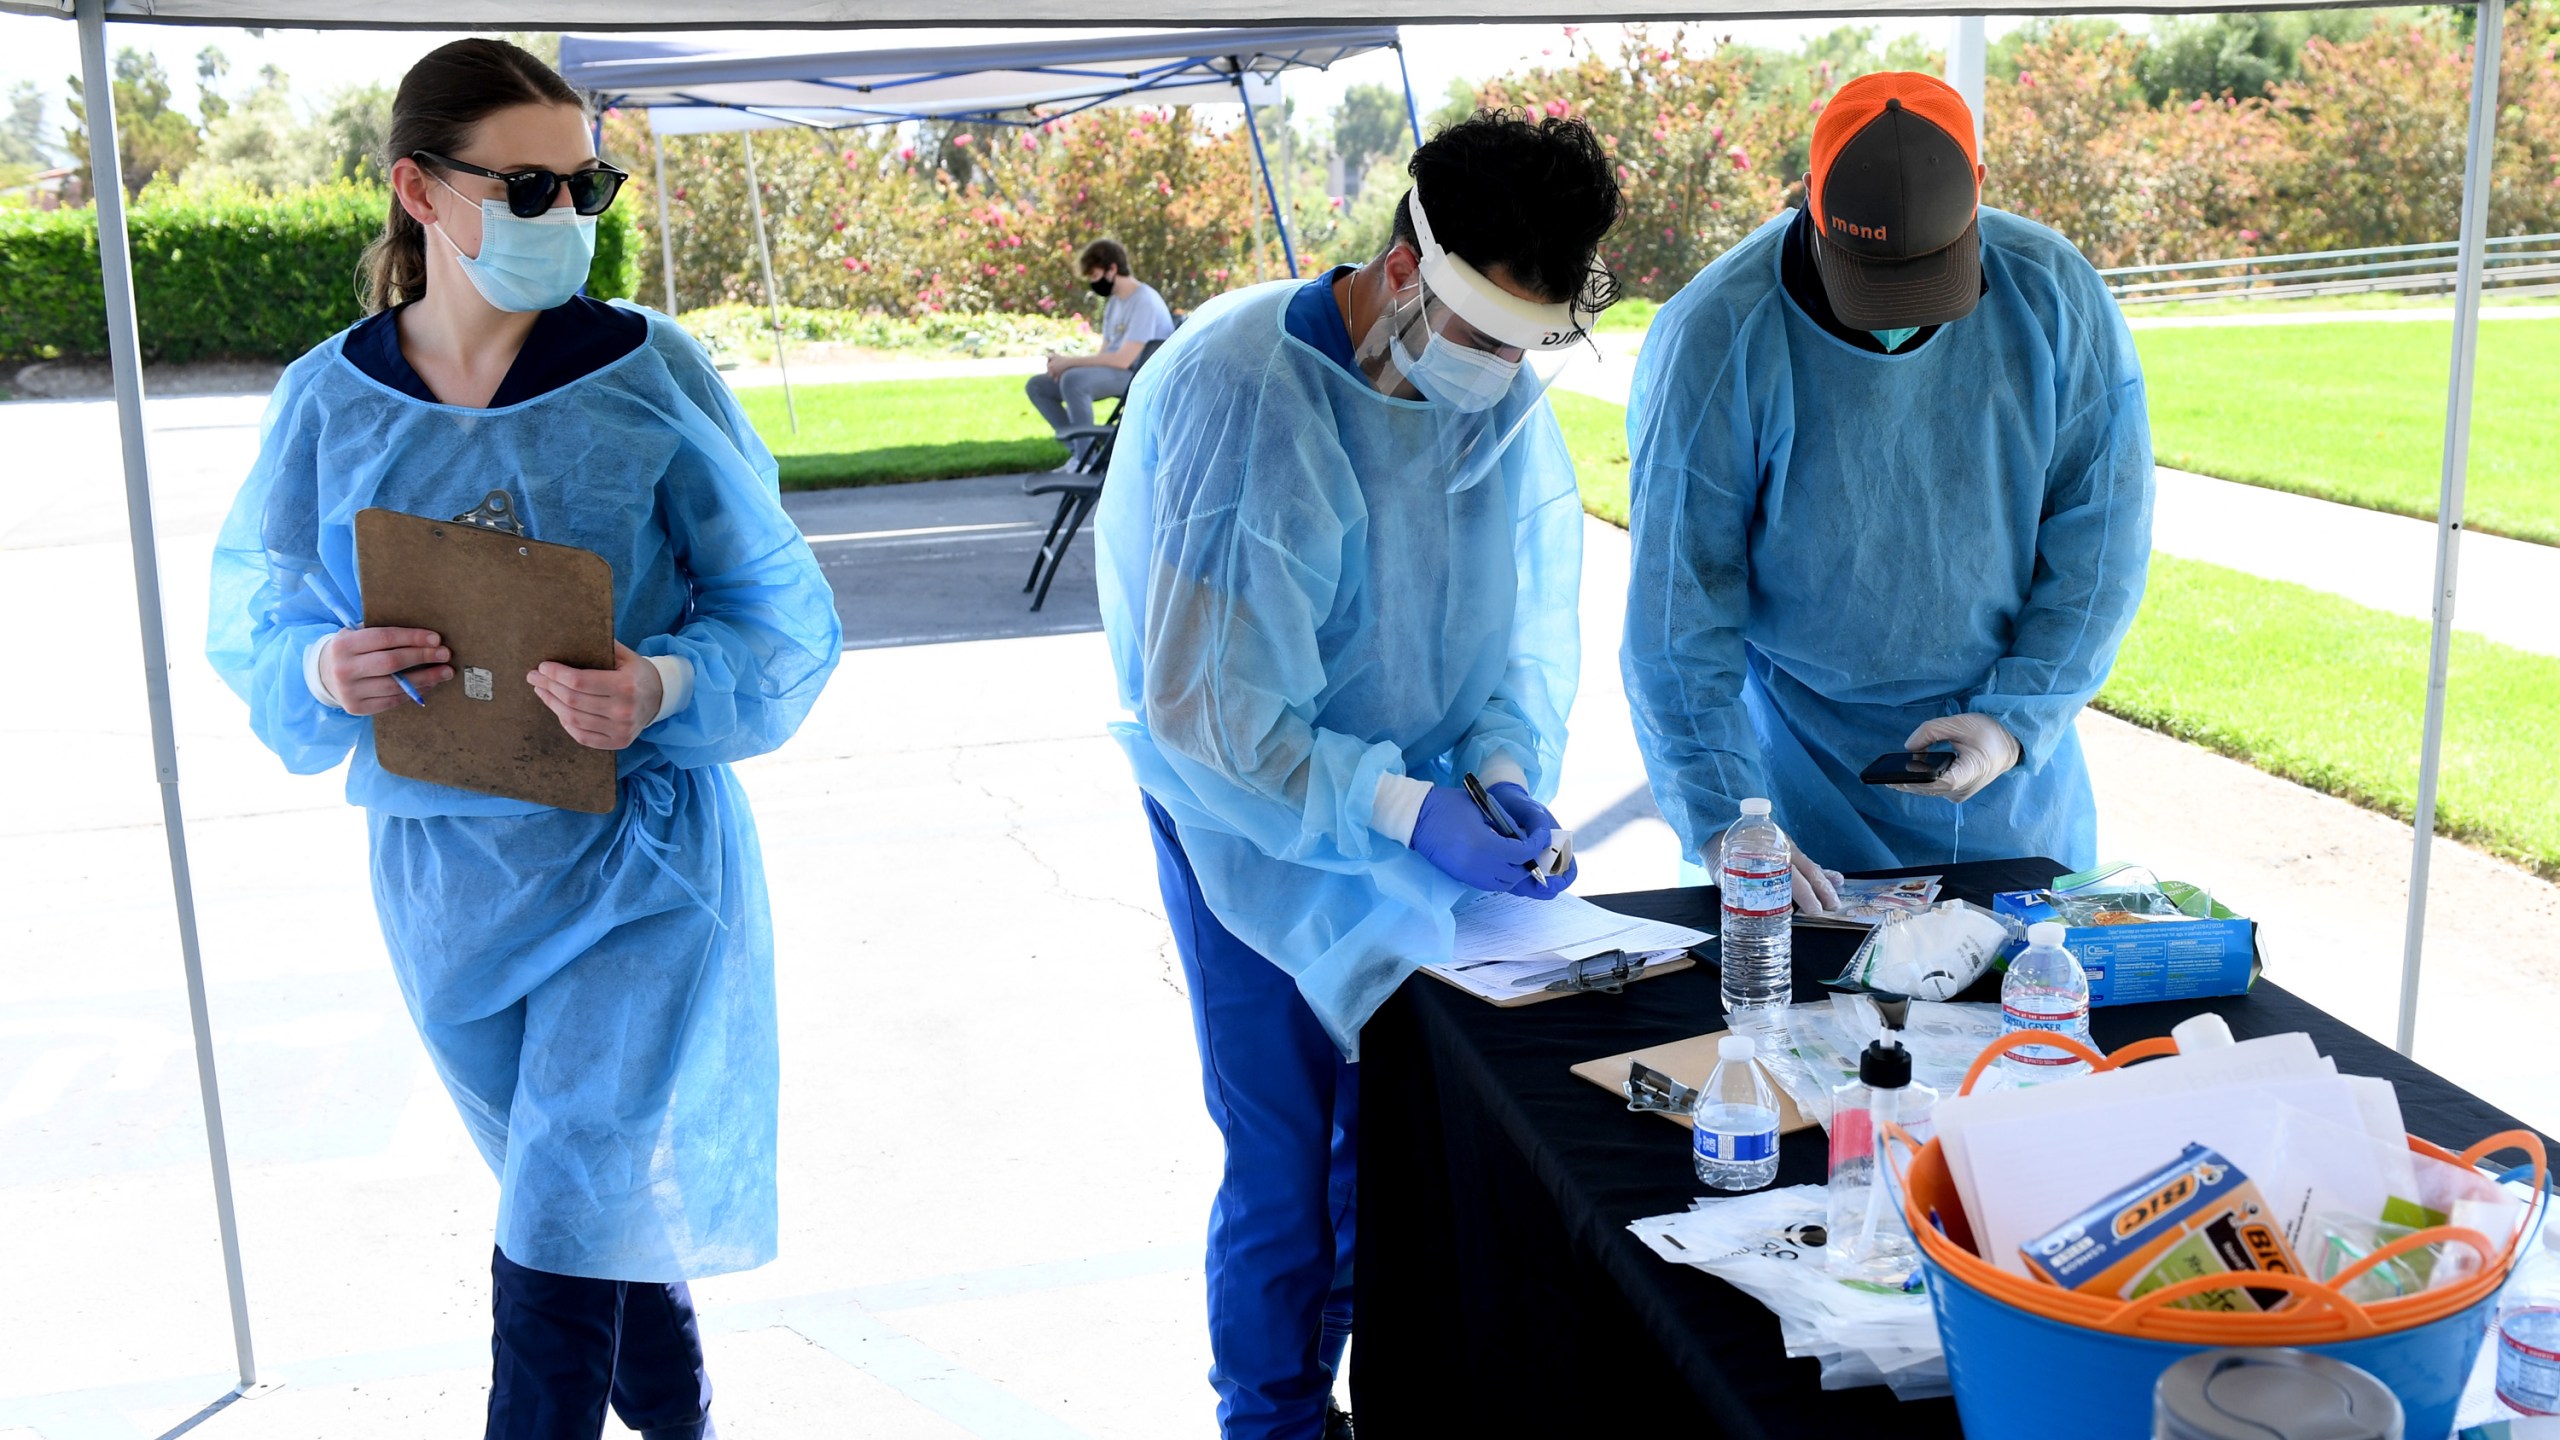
1394, 108, 1623, 317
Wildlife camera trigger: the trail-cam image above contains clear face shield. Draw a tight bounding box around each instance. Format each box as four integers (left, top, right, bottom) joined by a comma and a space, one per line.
1352, 188, 1608, 492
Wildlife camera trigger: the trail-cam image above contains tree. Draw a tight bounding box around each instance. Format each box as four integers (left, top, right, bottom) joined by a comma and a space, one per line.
188, 65, 322, 194
1331, 83, 1410, 199
64, 47, 202, 197
316, 82, 394, 185
196, 45, 232, 124
2, 80, 51, 168
2135, 11, 2372, 105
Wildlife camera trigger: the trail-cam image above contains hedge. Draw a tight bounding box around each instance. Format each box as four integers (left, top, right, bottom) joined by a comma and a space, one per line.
0, 181, 638, 366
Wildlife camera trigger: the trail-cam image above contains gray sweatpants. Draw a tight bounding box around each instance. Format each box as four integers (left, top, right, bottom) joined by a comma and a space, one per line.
1025, 364, 1136, 432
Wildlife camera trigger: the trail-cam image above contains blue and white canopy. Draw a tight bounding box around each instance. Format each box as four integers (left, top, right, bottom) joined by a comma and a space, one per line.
560, 25, 1399, 134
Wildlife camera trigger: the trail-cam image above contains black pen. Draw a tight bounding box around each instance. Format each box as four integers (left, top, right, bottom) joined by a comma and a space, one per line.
1461, 771, 1544, 876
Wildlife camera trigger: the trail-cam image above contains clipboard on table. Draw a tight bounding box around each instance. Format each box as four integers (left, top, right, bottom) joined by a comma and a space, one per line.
356, 491, 619, 814
1569, 1030, 1818, 1135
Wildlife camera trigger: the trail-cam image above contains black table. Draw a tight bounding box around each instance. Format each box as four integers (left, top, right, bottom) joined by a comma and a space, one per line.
1351, 858, 2546, 1438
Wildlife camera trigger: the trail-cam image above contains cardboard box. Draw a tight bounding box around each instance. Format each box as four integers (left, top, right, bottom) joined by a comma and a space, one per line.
1994, 885, 2260, 1009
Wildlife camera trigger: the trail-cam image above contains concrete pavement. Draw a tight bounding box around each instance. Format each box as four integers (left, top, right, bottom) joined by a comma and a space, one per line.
3, 378, 2554, 1439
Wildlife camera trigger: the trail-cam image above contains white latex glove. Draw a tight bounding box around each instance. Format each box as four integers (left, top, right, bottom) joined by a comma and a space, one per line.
1898, 713, 2023, 804
1703, 834, 1844, 915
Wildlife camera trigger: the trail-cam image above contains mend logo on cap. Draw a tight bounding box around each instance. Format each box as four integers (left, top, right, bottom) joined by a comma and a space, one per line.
1807, 72, 1985, 330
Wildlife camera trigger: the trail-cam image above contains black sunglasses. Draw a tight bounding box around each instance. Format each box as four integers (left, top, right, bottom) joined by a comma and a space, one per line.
413, 151, 629, 219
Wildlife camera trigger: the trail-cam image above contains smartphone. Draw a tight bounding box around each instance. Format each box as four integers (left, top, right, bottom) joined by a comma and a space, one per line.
1860, 750, 1957, 786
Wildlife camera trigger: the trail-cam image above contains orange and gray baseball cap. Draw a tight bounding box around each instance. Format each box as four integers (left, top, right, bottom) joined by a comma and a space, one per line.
1808, 72, 1983, 329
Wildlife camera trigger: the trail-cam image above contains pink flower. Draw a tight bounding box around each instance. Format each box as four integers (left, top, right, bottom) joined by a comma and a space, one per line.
1727, 146, 1751, 171
1544, 97, 1570, 118
672, 187, 687, 201
1039, 296, 1057, 310
953, 133, 974, 147
2240, 229, 2261, 241
1809, 99, 1825, 114
1655, 49, 1671, 64
2189, 98, 2206, 112
1710, 126, 1723, 147
1328, 196, 1343, 210
899, 146, 915, 162
1653, 127, 1669, 142
842, 256, 858, 269
1618, 163, 1631, 179
1022, 134, 1039, 151
2019, 70, 2036, 88
1709, 199, 1722, 211
1014, 262, 1027, 274
1663, 226, 1675, 242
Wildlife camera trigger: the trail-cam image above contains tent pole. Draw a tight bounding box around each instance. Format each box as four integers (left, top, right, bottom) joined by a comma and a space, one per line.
75, 0, 258, 1393
1236, 67, 1298, 278
740, 128, 797, 432
1394, 38, 1423, 146
653, 127, 679, 315
2396, 0, 2505, 1058
1947, 17, 1987, 152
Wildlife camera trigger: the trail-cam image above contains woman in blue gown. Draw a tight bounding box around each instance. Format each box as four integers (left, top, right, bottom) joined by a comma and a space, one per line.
204, 39, 839, 1440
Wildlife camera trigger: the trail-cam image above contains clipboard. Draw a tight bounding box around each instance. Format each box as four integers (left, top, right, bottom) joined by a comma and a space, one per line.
1569, 1030, 1818, 1135
1421, 950, 1696, 1008
356, 493, 618, 814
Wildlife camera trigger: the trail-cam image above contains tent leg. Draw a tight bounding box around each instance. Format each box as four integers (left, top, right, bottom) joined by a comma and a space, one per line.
1947, 17, 1987, 152
2396, 0, 2506, 1058
1394, 39, 1423, 146
1237, 69, 1297, 279
76, 0, 258, 1392
653, 130, 679, 315
740, 130, 796, 432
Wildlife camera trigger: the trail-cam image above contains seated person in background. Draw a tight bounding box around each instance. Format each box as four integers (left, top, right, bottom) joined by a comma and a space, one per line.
1026, 238, 1177, 447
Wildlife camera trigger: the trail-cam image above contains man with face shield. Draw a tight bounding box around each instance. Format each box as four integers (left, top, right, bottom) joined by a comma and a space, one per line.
1624, 72, 2153, 897
1094, 110, 1621, 1440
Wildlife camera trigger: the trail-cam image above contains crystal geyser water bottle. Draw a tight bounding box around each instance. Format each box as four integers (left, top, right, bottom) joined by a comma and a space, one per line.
1718, 799, 1794, 1018
1999, 921, 2092, 1082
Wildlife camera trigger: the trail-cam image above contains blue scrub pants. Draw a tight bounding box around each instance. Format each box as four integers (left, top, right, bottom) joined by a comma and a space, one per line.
1145, 797, 1356, 1440
487, 1248, 715, 1440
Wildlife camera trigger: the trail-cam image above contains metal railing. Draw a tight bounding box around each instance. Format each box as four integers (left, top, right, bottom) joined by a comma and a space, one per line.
2098, 233, 2560, 305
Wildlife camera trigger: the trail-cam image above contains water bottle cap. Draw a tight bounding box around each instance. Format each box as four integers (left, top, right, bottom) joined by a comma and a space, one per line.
1738, 797, 1771, 816
1718, 1033, 1756, 1061
2027, 921, 2067, 948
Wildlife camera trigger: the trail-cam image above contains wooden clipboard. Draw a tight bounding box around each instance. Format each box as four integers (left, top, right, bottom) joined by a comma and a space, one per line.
356, 504, 618, 814
1569, 1030, 1817, 1135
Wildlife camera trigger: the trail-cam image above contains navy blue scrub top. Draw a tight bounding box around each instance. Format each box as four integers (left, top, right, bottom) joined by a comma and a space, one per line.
343, 294, 648, 406
1286, 265, 1361, 376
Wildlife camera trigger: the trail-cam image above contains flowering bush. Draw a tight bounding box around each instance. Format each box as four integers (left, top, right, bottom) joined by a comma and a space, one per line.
1474, 28, 1788, 297
607, 103, 1308, 323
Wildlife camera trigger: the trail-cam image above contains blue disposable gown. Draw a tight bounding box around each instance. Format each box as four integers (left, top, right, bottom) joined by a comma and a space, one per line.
1096, 282, 1583, 1056
1624, 208, 2152, 874
206, 304, 841, 1281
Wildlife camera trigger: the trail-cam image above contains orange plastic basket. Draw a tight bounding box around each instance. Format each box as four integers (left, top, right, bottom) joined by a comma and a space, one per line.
1888, 1029, 2548, 1345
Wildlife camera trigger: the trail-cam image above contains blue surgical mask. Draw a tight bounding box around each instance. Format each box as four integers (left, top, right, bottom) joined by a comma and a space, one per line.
433, 176, 597, 313
1394, 328, 1520, 413
1872, 326, 1922, 353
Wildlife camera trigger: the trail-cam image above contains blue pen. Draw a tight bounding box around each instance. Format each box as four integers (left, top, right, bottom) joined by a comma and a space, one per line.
299, 569, 425, 706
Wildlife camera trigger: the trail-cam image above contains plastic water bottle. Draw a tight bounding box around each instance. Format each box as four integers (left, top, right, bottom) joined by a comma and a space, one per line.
1693, 1033, 1781, 1191
1718, 798, 1794, 1018
2495, 1217, 2560, 1417
1826, 1033, 1940, 1288
1999, 921, 2093, 1081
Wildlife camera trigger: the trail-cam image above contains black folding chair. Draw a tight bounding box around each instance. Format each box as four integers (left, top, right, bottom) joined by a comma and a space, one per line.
1023, 334, 1168, 612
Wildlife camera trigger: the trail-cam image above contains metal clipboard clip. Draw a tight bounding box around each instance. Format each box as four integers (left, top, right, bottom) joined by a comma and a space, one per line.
1623, 1060, 1701, 1116
452, 489, 528, 538
1541, 948, 1637, 996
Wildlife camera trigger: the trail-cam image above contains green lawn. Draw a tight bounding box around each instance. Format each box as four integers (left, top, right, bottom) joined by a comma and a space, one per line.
2100, 555, 2560, 880
1552, 391, 2560, 879
734, 375, 1065, 490
2131, 320, 2560, 544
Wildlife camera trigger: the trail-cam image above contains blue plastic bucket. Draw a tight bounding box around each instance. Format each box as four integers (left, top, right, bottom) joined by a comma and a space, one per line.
1918, 1241, 2496, 1440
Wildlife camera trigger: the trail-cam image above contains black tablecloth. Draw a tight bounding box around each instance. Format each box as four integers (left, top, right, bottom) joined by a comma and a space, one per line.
1351, 859, 2546, 1439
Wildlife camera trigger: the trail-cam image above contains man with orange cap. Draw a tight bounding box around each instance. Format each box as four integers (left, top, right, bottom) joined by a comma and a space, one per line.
1622, 71, 2153, 894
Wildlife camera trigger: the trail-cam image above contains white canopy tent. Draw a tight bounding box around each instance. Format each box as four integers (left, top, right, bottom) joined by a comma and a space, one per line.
556, 25, 1419, 420
0, 0, 2510, 1402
